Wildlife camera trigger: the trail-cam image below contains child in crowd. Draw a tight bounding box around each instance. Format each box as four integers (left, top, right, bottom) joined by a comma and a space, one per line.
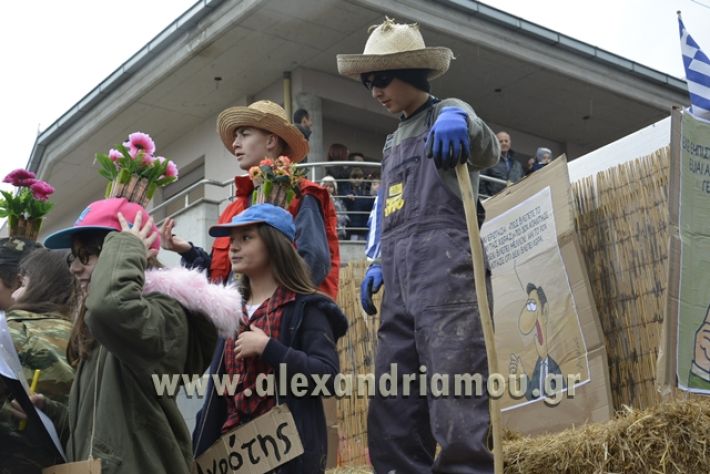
321, 175, 349, 239
193, 204, 347, 474
1, 248, 75, 473
12, 198, 241, 474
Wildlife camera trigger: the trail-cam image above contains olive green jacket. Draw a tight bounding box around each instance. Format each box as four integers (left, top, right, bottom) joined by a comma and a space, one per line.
45, 232, 240, 474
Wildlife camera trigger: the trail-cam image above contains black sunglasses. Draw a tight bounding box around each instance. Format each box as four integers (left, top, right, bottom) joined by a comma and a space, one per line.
361, 72, 395, 91
67, 246, 101, 266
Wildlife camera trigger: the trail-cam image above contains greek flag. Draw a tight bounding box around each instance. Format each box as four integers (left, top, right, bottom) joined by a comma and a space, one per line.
679, 13, 710, 119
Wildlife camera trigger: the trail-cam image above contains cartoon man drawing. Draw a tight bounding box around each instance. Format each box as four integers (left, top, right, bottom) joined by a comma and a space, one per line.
689, 303, 710, 390
509, 283, 565, 400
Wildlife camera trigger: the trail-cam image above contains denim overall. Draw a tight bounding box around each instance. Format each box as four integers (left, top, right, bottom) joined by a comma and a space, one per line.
368, 105, 493, 473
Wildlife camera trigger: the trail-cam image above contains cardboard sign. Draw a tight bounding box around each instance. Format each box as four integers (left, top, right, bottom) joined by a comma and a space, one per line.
659, 109, 710, 394
481, 157, 613, 434
193, 404, 304, 474
481, 186, 590, 411
42, 459, 101, 474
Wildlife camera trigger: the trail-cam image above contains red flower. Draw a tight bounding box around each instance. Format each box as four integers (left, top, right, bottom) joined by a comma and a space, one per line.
3, 169, 37, 187
30, 180, 55, 201
260, 158, 274, 167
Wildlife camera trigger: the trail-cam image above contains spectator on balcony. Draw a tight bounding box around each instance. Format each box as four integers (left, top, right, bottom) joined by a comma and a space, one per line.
348, 152, 365, 162
321, 175, 349, 239
527, 147, 553, 174
160, 101, 340, 300
293, 108, 312, 141
325, 143, 350, 182
343, 167, 373, 240
480, 131, 524, 196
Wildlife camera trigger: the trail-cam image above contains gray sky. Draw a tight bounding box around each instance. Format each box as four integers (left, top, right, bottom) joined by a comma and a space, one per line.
2, 0, 709, 194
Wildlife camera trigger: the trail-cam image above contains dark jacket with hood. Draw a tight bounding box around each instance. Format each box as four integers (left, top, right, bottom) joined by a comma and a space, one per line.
193, 293, 348, 474
43, 232, 241, 474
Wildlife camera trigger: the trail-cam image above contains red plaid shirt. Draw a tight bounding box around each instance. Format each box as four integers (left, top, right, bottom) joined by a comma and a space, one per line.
222, 286, 296, 433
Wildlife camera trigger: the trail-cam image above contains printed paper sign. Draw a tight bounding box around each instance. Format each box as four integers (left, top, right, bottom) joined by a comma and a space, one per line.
481, 187, 590, 410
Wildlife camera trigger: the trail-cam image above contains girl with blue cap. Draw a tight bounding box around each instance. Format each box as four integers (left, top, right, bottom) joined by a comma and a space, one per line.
194, 204, 347, 474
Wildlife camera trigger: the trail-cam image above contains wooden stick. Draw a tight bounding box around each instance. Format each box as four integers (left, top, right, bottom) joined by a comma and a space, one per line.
455, 163, 503, 474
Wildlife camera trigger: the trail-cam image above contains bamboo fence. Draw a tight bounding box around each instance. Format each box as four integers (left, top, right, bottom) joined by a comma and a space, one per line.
573, 146, 670, 411
334, 260, 380, 467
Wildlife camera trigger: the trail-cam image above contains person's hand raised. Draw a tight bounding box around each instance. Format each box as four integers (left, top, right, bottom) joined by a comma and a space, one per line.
160, 217, 191, 254
117, 211, 159, 259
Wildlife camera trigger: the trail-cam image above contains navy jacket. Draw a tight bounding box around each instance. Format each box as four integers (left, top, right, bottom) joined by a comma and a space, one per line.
192, 293, 348, 473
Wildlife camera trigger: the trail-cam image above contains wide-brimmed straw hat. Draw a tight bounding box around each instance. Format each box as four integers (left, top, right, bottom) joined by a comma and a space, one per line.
216, 100, 309, 162
337, 18, 454, 80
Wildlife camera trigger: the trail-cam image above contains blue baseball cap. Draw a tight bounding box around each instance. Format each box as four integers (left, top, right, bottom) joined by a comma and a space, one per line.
209, 204, 296, 242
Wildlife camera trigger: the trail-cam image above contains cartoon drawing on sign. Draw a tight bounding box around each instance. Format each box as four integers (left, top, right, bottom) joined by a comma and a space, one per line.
509, 283, 565, 400
689, 303, 710, 390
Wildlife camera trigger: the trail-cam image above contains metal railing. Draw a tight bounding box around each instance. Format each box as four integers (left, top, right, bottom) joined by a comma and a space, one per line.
151, 161, 510, 237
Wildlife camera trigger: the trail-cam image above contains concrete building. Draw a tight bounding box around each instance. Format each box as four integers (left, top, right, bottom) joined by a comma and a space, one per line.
24, 0, 688, 264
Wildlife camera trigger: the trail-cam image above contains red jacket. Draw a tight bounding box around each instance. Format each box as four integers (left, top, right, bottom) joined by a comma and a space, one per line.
209, 175, 340, 299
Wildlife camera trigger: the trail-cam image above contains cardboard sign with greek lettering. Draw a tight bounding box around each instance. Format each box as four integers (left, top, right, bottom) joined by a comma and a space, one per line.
42, 459, 101, 474
193, 404, 303, 474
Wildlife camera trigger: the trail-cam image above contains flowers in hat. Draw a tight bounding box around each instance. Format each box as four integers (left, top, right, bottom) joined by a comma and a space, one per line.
0, 169, 55, 220
249, 156, 305, 207
95, 132, 179, 205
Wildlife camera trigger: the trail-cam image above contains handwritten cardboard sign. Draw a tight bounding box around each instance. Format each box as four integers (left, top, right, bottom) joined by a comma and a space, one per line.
194, 404, 303, 474
42, 459, 101, 474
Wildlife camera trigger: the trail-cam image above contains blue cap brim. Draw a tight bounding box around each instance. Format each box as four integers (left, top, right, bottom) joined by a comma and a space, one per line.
208, 219, 266, 238
43, 226, 117, 249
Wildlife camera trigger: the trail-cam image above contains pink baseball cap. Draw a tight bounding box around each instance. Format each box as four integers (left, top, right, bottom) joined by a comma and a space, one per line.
44, 197, 160, 251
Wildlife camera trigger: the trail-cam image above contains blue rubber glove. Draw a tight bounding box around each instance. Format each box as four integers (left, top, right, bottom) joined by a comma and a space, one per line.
425, 106, 471, 169
360, 264, 384, 315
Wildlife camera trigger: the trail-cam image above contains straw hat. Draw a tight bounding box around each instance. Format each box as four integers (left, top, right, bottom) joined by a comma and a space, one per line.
337, 18, 454, 80
216, 100, 309, 162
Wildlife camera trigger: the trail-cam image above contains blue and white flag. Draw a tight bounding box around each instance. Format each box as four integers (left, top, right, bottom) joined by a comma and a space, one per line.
679, 13, 710, 119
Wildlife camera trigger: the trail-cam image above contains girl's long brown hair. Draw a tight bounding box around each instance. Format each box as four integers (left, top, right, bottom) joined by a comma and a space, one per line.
240, 224, 319, 301
10, 248, 76, 317
67, 230, 163, 367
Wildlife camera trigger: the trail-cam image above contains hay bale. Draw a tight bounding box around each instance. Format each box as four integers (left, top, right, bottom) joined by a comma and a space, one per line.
503, 397, 710, 474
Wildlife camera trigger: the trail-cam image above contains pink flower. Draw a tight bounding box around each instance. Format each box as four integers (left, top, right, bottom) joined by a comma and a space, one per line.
128, 132, 156, 156
108, 149, 122, 162
142, 154, 157, 166
165, 160, 179, 178
157, 156, 166, 164
30, 180, 54, 201
3, 169, 37, 187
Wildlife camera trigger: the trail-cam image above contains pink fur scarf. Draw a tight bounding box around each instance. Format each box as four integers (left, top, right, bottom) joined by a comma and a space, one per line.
143, 266, 241, 338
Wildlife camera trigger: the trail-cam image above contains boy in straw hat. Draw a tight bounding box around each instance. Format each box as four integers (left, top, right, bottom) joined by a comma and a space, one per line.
160, 100, 340, 299
337, 18, 500, 472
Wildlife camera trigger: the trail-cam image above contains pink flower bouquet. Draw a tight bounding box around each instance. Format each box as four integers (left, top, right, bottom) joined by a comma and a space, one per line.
95, 132, 179, 206
0, 169, 55, 240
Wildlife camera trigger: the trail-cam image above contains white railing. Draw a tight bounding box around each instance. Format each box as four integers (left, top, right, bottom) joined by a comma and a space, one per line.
152, 161, 508, 238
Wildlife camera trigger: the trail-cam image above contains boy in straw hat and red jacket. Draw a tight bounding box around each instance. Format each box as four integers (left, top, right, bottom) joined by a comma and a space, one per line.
160, 100, 340, 299
338, 18, 500, 473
